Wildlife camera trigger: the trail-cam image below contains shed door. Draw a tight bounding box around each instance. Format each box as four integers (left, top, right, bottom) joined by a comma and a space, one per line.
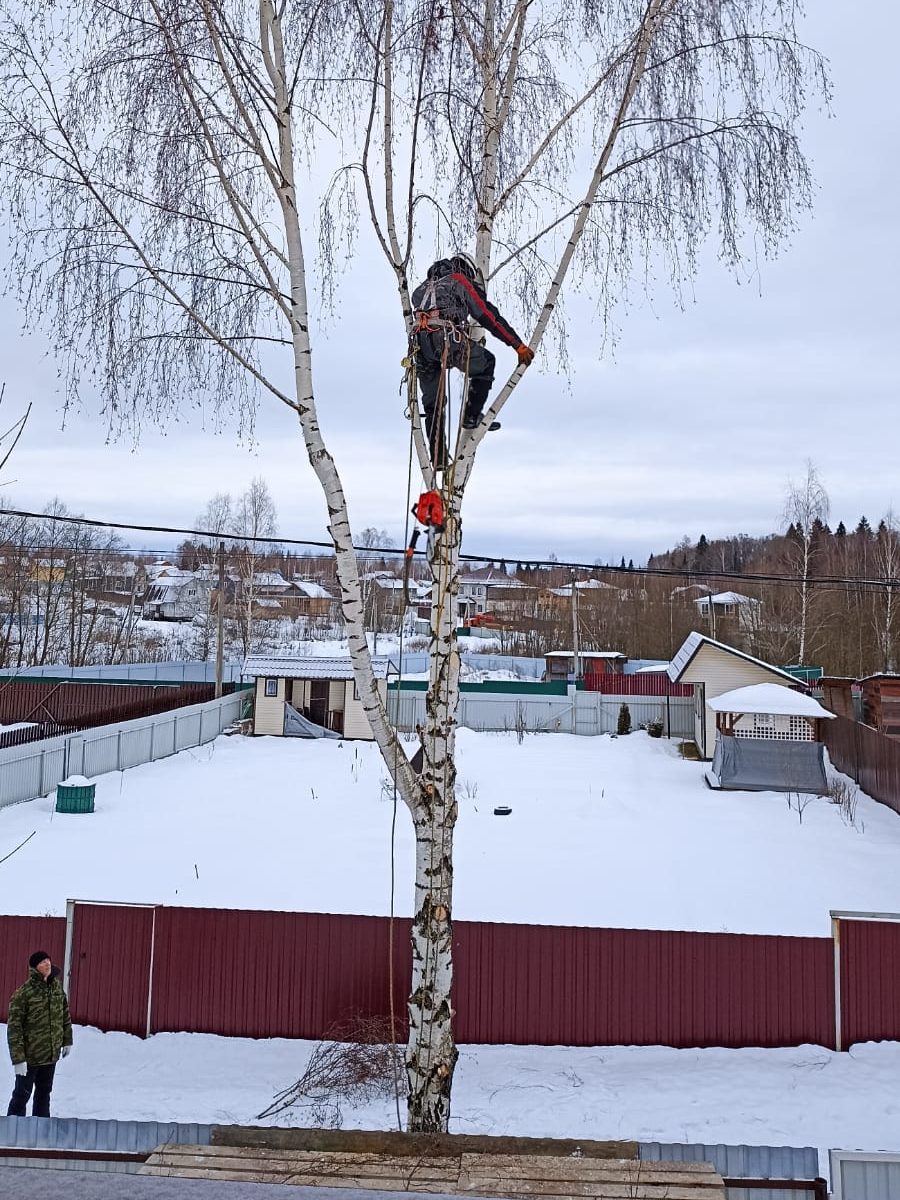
306, 680, 329, 727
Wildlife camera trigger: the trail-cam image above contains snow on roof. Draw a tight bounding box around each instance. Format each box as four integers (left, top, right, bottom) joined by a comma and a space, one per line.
252, 572, 290, 587
694, 591, 758, 606
707, 683, 835, 719
293, 580, 333, 599
243, 654, 393, 680
667, 631, 799, 684
546, 649, 626, 659
548, 579, 618, 596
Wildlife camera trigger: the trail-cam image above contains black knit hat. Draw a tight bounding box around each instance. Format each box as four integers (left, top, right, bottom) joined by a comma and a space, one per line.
29, 950, 50, 970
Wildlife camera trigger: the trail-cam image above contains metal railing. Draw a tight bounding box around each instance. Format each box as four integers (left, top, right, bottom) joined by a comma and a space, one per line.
0, 690, 251, 810
388, 688, 694, 737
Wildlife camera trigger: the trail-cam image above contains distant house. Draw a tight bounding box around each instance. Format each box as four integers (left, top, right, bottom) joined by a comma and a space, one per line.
544, 579, 621, 605
243, 654, 393, 739
667, 631, 802, 759
142, 568, 208, 621
544, 649, 627, 681
366, 572, 430, 618
214, 573, 335, 619
458, 566, 530, 621
704, 682, 836, 793
84, 558, 143, 604
694, 591, 761, 642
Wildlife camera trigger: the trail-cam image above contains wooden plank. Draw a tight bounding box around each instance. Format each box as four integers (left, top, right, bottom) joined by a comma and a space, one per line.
210, 1126, 639, 1160
457, 1191, 722, 1200
461, 1155, 717, 1179
140, 1144, 724, 1199
460, 1180, 723, 1199
145, 1146, 458, 1177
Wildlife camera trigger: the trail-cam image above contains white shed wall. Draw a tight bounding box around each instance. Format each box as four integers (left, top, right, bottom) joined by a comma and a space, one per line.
254, 677, 285, 735
680, 645, 794, 759
341, 679, 386, 740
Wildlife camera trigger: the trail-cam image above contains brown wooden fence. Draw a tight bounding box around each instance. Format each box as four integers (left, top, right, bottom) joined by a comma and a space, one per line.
822, 713, 900, 816
0, 904, 838, 1050
0, 680, 235, 750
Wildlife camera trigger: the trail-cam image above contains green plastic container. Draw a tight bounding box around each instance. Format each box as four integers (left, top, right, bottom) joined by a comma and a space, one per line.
56, 780, 96, 814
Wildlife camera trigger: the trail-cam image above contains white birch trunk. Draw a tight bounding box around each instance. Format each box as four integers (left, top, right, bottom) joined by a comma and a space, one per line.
406, 488, 462, 1131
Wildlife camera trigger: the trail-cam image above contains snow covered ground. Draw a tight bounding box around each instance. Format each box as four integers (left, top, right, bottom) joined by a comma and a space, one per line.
2, 729, 900, 1152
1, 729, 899, 935
1, 1024, 897, 1154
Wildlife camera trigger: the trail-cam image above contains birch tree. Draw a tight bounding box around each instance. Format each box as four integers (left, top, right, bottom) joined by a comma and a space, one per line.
873, 512, 900, 673
0, 0, 825, 1130
782, 460, 830, 664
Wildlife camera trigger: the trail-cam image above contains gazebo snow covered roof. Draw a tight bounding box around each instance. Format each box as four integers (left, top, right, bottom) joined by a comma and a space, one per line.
707, 683, 835, 720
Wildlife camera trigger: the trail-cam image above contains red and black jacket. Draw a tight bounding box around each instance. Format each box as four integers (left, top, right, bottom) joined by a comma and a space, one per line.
412, 271, 522, 349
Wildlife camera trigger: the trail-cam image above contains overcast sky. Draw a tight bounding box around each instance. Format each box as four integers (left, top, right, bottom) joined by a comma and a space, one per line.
1, 2, 896, 566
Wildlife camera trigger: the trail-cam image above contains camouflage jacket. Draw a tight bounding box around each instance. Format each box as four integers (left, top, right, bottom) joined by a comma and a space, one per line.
7, 969, 73, 1066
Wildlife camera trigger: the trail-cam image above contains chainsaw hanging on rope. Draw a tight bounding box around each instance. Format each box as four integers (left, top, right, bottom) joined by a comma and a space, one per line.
402, 490, 446, 609
413, 489, 445, 533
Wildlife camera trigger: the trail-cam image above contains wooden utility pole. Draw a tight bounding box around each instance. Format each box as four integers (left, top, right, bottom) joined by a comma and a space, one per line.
571, 572, 580, 682
215, 540, 225, 698
570, 572, 580, 734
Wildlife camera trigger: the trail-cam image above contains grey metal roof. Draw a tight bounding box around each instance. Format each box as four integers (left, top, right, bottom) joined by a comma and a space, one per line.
243, 655, 393, 680
667, 631, 800, 684
0, 1115, 211, 1153
641, 1142, 821, 1197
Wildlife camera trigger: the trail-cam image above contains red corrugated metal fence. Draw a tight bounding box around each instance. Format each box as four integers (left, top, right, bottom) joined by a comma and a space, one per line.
148, 908, 410, 1039
0, 680, 239, 749
42, 904, 838, 1049
583, 673, 692, 697
68, 903, 156, 1036
453, 921, 835, 1048
0, 915, 67, 1022
3, 905, 887, 1052
838, 918, 900, 1047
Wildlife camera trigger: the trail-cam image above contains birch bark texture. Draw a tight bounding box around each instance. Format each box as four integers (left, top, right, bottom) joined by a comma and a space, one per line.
0, 0, 826, 1132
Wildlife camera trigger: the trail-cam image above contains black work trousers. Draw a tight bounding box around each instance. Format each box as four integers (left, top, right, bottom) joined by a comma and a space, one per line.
416, 330, 495, 464
7, 1063, 56, 1118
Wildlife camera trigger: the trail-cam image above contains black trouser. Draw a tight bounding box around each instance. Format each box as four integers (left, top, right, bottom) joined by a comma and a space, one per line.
7, 1062, 56, 1118
416, 330, 495, 463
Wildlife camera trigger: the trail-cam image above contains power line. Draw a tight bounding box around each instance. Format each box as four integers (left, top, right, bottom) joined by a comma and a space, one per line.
2, 506, 899, 592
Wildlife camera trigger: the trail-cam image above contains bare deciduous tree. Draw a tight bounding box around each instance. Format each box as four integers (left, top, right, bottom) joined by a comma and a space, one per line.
0, 0, 826, 1130
782, 460, 830, 665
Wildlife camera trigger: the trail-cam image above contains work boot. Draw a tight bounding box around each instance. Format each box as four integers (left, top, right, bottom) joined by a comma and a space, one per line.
462, 416, 501, 432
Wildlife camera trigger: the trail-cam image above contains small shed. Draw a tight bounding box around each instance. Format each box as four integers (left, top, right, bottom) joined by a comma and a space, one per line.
667, 631, 803, 760
820, 677, 857, 721
704, 683, 836, 793
544, 650, 627, 681
243, 655, 392, 739
859, 674, 900, 738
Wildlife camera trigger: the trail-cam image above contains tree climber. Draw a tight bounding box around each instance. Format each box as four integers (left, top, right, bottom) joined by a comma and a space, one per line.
411, 252, 534, 465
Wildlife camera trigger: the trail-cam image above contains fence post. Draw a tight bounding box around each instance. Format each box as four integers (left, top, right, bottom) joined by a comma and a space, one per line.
832, 913, 842, 1052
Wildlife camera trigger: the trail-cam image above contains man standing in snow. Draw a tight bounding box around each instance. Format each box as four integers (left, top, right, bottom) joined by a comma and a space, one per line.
6, 951, 73, 1118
